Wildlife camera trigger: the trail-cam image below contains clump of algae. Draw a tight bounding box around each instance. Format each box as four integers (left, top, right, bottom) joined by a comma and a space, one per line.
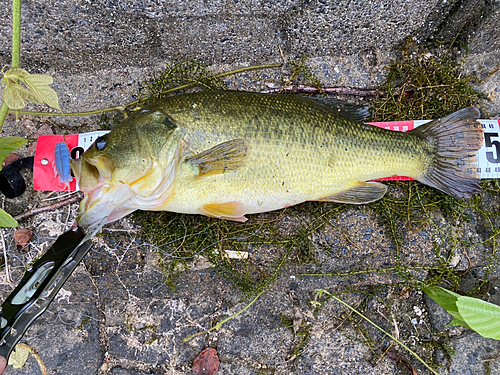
370, 40, 486, 121
367, 40, 498, 293
139, 59, 227, 105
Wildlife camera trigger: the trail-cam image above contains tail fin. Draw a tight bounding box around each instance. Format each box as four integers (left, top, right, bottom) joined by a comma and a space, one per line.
410, 107, 483, 199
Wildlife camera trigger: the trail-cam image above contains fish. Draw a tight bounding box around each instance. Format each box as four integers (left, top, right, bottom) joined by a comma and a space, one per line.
70, 90, 483, 235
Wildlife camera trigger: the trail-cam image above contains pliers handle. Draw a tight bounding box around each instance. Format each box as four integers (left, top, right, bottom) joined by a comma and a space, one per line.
0, 227, 92, 361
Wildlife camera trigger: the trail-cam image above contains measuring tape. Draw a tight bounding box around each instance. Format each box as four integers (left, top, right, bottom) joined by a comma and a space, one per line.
33, 120, 500, 191
368, 119, 500, 180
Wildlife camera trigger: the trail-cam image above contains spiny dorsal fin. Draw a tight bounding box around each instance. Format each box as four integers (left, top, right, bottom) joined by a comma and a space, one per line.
304, 96, 370, 123
186, 139, 248, 177
314, 181, 387, 204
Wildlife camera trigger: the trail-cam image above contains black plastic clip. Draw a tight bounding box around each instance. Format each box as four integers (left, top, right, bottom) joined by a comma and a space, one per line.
0, 157, 34, 199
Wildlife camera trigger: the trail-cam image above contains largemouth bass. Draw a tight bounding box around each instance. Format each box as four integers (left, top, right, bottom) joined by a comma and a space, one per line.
70, 91, 483, 234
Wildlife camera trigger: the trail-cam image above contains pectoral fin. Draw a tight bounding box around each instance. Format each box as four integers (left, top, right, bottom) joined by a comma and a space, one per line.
187, 139, 248, 177
315, 181, 387, 204
201, 201, 247, 222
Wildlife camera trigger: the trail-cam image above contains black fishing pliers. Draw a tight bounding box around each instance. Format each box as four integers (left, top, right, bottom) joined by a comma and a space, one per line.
0, 227, 93, 363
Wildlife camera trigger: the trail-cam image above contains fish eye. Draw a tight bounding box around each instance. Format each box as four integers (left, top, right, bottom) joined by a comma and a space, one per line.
95, 137, 106, 150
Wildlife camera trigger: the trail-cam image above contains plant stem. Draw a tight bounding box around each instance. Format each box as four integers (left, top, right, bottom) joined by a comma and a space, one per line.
317, 289, 439, 375
12, 0, 21, 68
7, 63, 283, 118
182, 290, 265, 342
1, 0, 22, 131
0, 104, 8, 129
11, 106, 127, 118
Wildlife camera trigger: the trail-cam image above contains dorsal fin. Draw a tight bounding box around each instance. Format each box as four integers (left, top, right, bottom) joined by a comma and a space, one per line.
304, 96, 370, 123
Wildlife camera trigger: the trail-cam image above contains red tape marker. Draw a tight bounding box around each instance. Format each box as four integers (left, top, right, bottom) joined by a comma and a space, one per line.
33, 135, 79, 191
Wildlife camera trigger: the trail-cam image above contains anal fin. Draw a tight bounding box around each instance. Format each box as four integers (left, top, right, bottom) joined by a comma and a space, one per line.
187, 139, 247, 177
201, 201, 247, 222
315, 181, 387, 204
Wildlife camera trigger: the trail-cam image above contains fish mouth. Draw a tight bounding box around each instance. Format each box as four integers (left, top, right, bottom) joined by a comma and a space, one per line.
70, 156, 136, 234
77, 184, 136, 236
70, 153, 178, 235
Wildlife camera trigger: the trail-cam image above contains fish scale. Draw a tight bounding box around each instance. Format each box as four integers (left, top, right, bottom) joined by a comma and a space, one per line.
162, 92, 425, 208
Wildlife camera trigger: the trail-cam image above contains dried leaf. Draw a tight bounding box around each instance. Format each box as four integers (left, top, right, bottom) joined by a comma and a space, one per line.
7, 343, 48, 375
192, 347, 220, 375
14, 228, 33, 252
2, 153, 21, 168
8, 344, 30, 369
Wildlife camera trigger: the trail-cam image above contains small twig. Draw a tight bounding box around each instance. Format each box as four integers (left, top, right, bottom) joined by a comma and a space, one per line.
386, 351, 418, 375
14, 192, 83, 222
457, 247, 472, 276
375, 342, 394, 365
41, 190, 74, 202
9, 63, 283, 118
261, 84, 384, 97
481, 352, 500, 363
480, 64, 500, 83
278, 46, 286, 65
0, 229, 10, 284
63, 204, 72, 231
392, 314, 400, 341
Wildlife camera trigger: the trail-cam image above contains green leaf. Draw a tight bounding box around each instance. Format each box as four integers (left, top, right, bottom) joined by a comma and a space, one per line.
0, 208, 17, 227
0, 136, 27, 171
2, 68, 60, 110
2, 82, 40, 109
23, 74, 60, 110
424, 286, 500, 338
22, 73, 53, 85
448, 317, 472, 330
457, 296, 500, 340
2, 84, 26, 109
3, 67, 30, 79
7, 344, 29, 369
423, 286, 473, 329
423, 286, 463, 320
